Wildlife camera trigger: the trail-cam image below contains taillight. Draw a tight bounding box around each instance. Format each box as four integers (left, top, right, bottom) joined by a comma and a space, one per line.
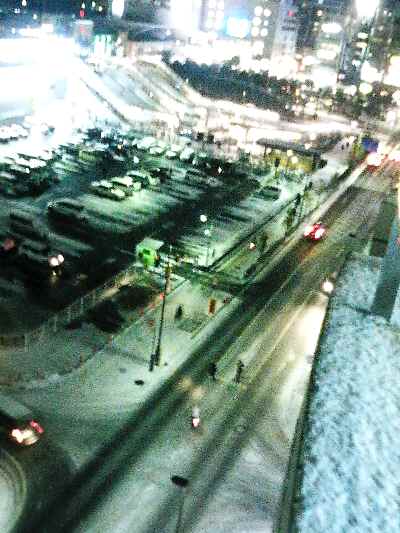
30, 420, 44, 434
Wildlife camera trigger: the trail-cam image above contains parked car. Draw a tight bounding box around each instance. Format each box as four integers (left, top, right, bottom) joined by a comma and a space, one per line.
90, 180, 126, 201
180, 147, 195, 162
110, 176, 137, 196
148, 146, 165, 156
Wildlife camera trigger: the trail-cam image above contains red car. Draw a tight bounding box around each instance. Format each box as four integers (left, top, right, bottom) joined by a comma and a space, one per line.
304, 222, 326, 241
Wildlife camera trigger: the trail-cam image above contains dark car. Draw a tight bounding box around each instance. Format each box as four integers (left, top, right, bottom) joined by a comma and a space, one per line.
0, 393, 44, 446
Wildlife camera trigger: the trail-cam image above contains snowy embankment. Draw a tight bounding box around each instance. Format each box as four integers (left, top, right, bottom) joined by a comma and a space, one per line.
290, 253, 400, 532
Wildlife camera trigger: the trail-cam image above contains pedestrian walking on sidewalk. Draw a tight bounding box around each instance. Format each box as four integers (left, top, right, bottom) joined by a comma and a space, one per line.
208, 361, 217, 382
234, 360, 245, 384
175, 305, 183, 320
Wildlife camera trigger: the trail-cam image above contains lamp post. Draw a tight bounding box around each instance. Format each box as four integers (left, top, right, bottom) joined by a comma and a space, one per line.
298, 179, 312, 222
149, 247, 171, 372
200, 214, 213, 268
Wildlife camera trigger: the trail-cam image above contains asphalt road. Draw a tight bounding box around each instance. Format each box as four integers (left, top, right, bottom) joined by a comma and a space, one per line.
4, 162, 393, 532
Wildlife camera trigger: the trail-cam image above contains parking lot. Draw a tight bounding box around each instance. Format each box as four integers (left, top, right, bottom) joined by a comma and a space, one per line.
0, 118, 297, 335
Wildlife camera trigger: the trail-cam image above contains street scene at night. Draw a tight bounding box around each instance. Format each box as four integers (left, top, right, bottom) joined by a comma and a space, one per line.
0, 0, 399, 532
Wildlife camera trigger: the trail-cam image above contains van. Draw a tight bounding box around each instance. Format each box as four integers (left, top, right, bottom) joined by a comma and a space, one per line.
0, 393, 44, 446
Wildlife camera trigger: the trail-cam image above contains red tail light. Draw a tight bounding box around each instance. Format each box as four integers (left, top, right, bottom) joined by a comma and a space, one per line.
30, 420, 44, 434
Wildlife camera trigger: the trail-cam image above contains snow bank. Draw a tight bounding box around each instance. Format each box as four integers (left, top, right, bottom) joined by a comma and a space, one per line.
294, 253, 400, 533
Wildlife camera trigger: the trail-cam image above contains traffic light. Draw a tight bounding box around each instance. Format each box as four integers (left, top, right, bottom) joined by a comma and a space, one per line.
79, 9, 85, 18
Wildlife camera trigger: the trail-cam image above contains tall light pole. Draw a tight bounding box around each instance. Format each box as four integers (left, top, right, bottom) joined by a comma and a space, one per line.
200, 214, 213, 268
149, 246, 171, 371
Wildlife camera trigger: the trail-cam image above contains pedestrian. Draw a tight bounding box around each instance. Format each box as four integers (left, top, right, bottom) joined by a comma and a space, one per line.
175, 305, 183, 320
234, 360, 245, 384
208, 362, 217, 381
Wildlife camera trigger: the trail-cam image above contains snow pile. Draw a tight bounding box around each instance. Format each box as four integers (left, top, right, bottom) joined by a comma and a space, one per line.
391, 288, 400, 327
294, 253, 400, 533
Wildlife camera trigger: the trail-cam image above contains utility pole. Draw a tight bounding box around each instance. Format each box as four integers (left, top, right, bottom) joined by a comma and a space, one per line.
149, 248, 171, 371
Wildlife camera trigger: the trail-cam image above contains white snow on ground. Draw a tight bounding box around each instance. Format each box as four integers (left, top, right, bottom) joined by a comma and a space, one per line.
295, 253, 400, 532
0, 452, 26, 533
0, 471, 15, 532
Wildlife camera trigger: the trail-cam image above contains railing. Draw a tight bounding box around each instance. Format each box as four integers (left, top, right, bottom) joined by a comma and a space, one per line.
0, 263, 140, 352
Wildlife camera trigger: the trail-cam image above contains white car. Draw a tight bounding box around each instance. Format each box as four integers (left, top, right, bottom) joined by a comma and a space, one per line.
136, 136, 157, 150
180, 147, 195, 162
90, 180, 126, 201
148, 146, 165, 156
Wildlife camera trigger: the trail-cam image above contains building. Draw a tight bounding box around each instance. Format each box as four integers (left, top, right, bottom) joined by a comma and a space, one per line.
342, 0, 396, 86
270, 0, 298, 59
295, 0, 350, 86
296, 0, 349, 53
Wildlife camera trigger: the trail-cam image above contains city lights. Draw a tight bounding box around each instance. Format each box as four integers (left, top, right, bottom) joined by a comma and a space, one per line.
355, 0, 380, 20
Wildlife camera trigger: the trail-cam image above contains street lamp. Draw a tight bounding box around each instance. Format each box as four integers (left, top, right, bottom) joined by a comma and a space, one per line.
149, 247, 172, 372
200, 214, 213, 268
204, 227, 212, 268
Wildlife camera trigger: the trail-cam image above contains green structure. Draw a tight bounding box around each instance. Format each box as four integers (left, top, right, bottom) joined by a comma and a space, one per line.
136, 237, 164, 268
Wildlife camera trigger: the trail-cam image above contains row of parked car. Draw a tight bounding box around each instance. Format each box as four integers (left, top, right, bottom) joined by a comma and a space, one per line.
89, 167, 170, 201
0, 123, 29, 143
0, 149, 59, 198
